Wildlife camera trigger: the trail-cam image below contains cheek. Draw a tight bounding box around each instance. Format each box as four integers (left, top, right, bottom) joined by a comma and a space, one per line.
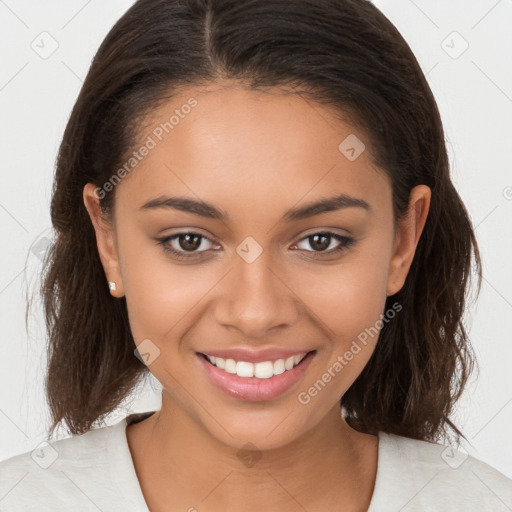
298, 240, 392, 387
300, 254, 389, 335
118, 228, 215, 343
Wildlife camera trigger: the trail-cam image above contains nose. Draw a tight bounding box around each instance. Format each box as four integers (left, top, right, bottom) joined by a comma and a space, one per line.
213, 251, 299, 339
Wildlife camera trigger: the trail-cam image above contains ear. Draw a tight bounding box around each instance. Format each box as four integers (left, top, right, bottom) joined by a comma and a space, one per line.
386, 185, 431, 297
83, 183, 125, 297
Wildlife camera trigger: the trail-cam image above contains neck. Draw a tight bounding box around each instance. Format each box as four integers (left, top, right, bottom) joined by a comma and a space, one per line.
126, 394, 378, 512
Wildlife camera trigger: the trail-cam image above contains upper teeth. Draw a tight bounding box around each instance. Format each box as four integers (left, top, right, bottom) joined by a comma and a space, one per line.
205, 353, 308, 379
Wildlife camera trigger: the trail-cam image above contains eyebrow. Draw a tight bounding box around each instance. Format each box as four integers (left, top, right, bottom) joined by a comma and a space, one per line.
140, 193, 371, 222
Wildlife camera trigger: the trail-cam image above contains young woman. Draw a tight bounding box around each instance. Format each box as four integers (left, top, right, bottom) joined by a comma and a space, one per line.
1, 0, 511, 510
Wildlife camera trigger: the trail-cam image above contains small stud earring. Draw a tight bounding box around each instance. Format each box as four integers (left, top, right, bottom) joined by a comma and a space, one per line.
108, 281, 117, 293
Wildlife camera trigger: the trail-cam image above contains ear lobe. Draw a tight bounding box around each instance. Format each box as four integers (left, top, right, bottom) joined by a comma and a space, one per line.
386, 185, 431, 297
82, 183, 125, 297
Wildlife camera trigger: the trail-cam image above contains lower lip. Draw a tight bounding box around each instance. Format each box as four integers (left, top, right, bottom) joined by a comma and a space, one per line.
197, 351, 315, 402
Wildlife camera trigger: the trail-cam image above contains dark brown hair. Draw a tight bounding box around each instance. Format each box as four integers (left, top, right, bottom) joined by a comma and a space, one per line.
38, 0, 482, 443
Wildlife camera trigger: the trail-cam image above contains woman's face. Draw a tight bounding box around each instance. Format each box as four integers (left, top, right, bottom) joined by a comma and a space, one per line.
84, 82, 430, 450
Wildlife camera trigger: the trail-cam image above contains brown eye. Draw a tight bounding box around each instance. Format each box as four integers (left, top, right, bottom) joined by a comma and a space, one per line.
295, 232, 355, 256
177, 233, 202, 251
156, 232, 219, 260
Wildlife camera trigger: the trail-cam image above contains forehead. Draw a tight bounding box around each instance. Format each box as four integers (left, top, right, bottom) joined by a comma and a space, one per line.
115, 83, 391, 215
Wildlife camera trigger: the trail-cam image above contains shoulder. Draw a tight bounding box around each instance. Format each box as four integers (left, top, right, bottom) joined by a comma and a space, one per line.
0, 420, 124, 511
371, 431, 512, 512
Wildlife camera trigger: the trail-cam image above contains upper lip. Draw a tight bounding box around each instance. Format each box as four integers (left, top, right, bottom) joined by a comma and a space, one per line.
198, 348, 314, 364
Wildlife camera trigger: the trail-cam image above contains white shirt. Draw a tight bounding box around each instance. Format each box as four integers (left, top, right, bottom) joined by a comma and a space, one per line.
1, 411, 511, 511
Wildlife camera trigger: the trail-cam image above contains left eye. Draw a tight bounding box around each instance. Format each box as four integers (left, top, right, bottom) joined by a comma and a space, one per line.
294, 232, 354, 254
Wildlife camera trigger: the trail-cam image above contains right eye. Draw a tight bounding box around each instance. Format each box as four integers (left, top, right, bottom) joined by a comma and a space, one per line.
156, 232, 220, 260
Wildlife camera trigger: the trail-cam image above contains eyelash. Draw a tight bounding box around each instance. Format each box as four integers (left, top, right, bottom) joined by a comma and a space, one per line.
156, 231, 355, 261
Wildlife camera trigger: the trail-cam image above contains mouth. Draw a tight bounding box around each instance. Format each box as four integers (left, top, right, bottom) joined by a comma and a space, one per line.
196, 350, 316, 402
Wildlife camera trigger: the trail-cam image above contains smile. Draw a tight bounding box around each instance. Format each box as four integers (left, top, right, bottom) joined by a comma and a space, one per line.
202, 352, 308, 379
197, 350, 316, 402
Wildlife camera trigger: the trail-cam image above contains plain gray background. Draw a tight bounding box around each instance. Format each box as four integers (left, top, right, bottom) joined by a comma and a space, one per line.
1, 0, 511, 481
